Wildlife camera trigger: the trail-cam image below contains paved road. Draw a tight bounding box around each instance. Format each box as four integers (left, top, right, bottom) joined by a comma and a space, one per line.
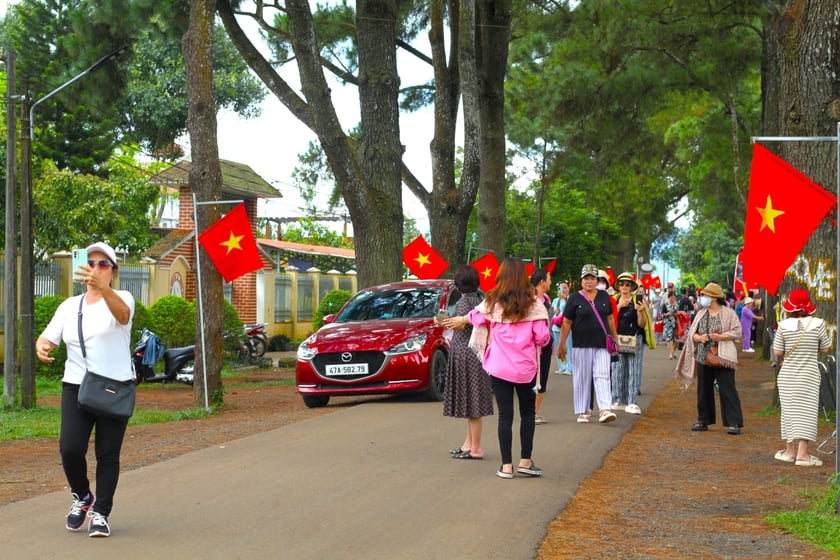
0, 348, 674, 559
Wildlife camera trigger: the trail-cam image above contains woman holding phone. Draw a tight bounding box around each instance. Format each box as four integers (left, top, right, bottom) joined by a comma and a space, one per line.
36, 242, 134, 538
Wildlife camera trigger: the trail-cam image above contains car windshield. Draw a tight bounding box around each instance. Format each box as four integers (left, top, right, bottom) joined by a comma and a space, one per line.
337, 288, 443, 321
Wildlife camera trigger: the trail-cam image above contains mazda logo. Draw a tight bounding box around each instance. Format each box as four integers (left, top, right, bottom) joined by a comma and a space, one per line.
341, 352, 353, 363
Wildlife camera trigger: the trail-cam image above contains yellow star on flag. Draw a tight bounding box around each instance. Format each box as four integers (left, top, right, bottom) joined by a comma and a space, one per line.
756, 195, 785, 233
414, 252, 431, 268
220, 231, 245, 255
480, 267, 492, 279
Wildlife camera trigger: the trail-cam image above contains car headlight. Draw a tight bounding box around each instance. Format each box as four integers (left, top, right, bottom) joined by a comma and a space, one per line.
385, 334, 427, 355
297, 338, 317, 360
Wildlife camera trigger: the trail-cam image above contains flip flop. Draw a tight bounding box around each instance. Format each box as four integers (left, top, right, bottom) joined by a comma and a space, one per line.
449, 447, 466, 455
774, 450, 795, 463
453, 450, 483, 460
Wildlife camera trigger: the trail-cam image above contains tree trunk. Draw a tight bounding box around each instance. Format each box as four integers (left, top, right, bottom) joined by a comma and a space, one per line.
184, 0, 225, 407
476, 0, 512, 258
763, 0, 839, 331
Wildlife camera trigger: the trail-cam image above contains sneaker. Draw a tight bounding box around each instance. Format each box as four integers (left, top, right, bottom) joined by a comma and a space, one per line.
576, 414, 590, 423
496, 465, 514, 479
611, 402, 621, 409
625, 404, 642, 415
598, 411, 617, 424
88, 512, 110, 538
66, 492, 94, 531
743, 348, 755, 353
517, 461, 543, 477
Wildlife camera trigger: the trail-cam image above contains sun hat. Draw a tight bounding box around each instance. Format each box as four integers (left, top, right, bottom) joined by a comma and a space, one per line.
85, 242, 118, 267
742, 297, 753, 305
700, 282, 724, 299
613, 271, 638, 291
782, 288, 816, 315
580, 264, 599, 278
597, 269, 609, 282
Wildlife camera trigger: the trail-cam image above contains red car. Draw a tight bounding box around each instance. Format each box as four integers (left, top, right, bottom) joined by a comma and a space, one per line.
296, 279, 459, 408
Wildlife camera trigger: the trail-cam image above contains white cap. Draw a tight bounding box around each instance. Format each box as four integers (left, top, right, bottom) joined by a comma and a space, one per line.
742, 297, 753, 305
85, 242, 118, 266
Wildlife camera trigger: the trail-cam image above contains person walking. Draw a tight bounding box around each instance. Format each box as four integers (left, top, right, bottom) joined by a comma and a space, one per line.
551, 282, 572, 375
611, 272, 646, 414
739, 297, 764, 353
446, 259, 549, 479
531, 268, 553, 424
558, 264, 619, 424
35, 242, 135, 538
442, 266, 494, 460
675, 282, 744, 435
661, 292, 679, 359
772, 288, 831, 466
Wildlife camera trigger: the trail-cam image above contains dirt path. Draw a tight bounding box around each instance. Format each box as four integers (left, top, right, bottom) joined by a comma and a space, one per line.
1, 359, 836, 558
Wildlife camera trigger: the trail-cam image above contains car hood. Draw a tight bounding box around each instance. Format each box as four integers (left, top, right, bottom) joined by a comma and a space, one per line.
307, 318, 437, 352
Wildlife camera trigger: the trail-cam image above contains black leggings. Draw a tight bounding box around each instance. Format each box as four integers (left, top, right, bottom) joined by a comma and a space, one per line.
490, 376, 537, 465
59, 383, 128, 516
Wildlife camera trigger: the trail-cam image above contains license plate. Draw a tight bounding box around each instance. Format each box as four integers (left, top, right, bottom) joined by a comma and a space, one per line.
326, 363, 369, 375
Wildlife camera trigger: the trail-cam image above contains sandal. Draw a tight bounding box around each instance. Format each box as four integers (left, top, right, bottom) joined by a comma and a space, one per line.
690, 422, 708, 432
795, 455, 823, 467
535, 415, 546, 425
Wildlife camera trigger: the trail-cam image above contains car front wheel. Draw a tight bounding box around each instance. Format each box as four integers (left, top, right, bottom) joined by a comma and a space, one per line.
424, 350, 447, 402
302, 394, 330, 408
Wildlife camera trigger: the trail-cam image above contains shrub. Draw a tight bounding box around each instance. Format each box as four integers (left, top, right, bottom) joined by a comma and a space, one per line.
131, 300, 153, 346
150, 295, 196, 347
268, 334, 293, 351
313, 289, 352, 330
33, 295, 66, 379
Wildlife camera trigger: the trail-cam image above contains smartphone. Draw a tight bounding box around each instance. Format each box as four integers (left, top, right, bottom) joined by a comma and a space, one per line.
71, 248, 87, 282
435, 309, 449, 322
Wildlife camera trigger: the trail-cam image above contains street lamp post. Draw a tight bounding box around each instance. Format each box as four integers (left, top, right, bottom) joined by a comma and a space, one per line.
18, 47, 127, 407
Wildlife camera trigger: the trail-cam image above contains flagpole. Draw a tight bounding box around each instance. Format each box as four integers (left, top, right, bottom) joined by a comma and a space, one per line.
193, 194, 244, 412
751, 123, 840, 479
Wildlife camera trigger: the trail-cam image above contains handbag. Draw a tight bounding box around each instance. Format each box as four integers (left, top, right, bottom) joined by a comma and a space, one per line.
582, 291, 619, 362
705, 345, 722, 367
551, 313, 563, 327
617, 334, 637, 354
76, 296, 136, 420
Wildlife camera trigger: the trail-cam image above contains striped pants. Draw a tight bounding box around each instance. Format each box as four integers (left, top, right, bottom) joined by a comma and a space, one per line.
571, 347, 613, 414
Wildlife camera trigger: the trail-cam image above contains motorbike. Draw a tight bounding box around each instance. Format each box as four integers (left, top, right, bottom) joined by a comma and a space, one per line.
243, 323, 268, 357
133, 328, 196, 385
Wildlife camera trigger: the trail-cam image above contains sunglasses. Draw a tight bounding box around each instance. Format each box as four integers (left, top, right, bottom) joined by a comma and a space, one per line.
88, 259, 114, 269
618, 281, 633, 286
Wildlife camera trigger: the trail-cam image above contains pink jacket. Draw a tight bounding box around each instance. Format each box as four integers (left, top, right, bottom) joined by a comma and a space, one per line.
467, 301, 550, 384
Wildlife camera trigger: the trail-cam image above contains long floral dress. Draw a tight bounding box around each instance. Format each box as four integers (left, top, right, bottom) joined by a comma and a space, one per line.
662, 302, 678, 343
442, 293, 494, 419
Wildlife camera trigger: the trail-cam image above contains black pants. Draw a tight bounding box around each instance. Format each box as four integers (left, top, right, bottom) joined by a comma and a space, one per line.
537, 342, 552, 394
696, 364, 743, 428
490, 376, 537, 465
59, 383, 128, 516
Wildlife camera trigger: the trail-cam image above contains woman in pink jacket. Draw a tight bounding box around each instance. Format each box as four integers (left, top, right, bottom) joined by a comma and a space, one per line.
446, 258, 549, 479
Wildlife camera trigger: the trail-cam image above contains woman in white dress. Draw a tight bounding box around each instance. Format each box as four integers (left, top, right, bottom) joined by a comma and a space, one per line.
772, 288, 831, 467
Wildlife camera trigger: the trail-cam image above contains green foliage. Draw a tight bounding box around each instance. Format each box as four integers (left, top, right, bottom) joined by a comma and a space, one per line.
281, 218, 354, 249
222, 299, 244, 341
313, 289, 352, 330
674, 221, 742, 289
33, 159, 159, 259
33, 295, 67, 379
130, 300, 153, 346
766, 475, 840, 553
268, 334, 294, 352
149, 295, 196, 348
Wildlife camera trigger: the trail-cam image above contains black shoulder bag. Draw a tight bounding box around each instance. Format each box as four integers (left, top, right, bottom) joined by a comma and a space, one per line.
76, 296, 137, 420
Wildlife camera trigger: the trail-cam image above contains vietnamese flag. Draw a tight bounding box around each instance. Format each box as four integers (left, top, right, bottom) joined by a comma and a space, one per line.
640, 274, 653, 289
525, 262, 535, 277
469, 252, 500, 292
402, 235, 449, 279
652, 276, 662, 289
198, 203, 264, 282
741, 144, 837, 295
543, 258, 557, 274
605, 266, 616, 287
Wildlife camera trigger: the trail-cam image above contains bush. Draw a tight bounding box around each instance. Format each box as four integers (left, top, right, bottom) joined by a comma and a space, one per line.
268, 334, 293, 352
313, 289, 352, 330
150, 295, 196, 347
34, 295, 67, 379
131, 300, 153, 346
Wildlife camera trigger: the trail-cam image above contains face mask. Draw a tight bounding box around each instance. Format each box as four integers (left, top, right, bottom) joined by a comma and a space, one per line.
699, 296, 712, 308
597, 284, 607, 291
